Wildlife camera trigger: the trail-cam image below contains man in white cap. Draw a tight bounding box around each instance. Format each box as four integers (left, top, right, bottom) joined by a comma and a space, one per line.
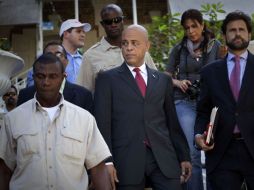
59, 19, 91, 83
26, 19, 91, 86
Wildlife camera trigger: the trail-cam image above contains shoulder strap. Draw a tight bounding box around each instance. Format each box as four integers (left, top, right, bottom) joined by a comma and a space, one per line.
173, 43, 183, 79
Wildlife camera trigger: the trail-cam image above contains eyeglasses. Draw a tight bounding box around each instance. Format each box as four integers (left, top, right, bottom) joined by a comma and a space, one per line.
100, 16, 124, 25
3, 92, 17, 97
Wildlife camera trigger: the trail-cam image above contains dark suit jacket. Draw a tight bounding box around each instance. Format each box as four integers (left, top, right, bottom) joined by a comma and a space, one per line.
94, 63, 190, 185
195, 52, 254, 174
17, 81, 93, 113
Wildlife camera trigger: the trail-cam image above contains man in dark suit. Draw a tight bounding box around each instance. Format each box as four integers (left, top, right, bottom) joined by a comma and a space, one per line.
94, 24, 191, 190
17, 42, 93, 113
195, 11, 254, 190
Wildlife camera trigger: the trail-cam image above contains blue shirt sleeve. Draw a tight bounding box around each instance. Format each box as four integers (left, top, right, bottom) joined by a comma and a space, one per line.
26, 69, 34, 87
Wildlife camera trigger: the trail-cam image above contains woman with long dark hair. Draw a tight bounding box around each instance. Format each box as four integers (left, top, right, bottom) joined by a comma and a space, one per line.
166, 9, 222, 190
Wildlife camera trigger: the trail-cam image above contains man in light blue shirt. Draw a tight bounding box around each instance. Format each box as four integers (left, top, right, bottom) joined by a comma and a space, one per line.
26, 19, 91, 86
65, 50, 83, 83
26, 69, 34, 87
60, 19, 91, 83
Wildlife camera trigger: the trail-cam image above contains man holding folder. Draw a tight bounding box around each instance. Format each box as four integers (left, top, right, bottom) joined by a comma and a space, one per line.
195, 11, 254, 190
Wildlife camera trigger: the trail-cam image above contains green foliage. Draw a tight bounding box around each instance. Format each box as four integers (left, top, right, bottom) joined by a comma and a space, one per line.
148, 13, 183, 71
200, 2, 225, 22
200, 2, 226, 42
0, 38, 11, 51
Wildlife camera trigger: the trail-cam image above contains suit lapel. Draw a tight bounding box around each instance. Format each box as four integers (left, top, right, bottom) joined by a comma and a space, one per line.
118, 63, 144, 98
215, 57, 236, 104
238, 53, 254, 104
63, 81, 74, 100
146, 66, 159, 99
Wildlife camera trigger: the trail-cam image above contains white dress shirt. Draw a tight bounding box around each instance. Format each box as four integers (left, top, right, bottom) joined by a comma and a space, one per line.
227, 51, 248, 86
126, 62, 148, 85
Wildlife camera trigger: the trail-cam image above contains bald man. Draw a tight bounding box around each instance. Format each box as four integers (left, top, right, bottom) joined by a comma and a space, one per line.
94, 24, 191, 190
76, 4, 156, 93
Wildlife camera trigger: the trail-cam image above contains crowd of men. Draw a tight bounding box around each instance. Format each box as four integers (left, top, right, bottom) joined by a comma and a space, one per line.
0, 3, 253, 190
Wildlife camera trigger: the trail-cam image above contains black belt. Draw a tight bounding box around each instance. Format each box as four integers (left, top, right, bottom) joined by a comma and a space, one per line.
232, 133, 244, 140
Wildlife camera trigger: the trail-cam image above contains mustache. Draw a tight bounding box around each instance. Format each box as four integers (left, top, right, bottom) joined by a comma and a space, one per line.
233, 35, 244, 41
7, 97, 16, 104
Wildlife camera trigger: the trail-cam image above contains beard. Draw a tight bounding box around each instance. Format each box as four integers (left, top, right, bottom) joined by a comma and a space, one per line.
6, 97, 16, 106
226, 36, 249, 51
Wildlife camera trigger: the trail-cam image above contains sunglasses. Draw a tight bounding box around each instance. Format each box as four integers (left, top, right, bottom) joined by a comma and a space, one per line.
100, 16, 124, 25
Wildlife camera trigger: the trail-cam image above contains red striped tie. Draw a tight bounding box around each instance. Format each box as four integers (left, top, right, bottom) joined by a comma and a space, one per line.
230, 55, 241, 100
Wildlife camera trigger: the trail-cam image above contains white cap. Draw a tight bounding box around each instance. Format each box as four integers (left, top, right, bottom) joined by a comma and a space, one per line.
59, 19, 91, 37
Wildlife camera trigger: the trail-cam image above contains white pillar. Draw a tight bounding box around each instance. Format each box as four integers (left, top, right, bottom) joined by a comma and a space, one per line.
167, 0, 171, 13
37, 0, 43, 57
132, 0, 138, 24
74, 0, 79, 19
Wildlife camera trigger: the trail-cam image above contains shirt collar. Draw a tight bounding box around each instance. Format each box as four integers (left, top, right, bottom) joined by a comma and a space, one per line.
60, 78, 66, 94
227, 50, 248, 61
32, 93, 65, 112
126, 62, 147, 74
100, 37, 121, 52
66, 50, 82, 58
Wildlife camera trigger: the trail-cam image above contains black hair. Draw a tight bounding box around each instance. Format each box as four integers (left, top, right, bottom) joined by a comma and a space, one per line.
181, 9, 203, 27
60, 27, 74, 41
43, 41, 67, 58
10, 85, 18, 94
180, 9, 210, 54
100, 4, 123, 18
33, 53, 64, 73
4, 85, 18, 97
221, 11, 252, 34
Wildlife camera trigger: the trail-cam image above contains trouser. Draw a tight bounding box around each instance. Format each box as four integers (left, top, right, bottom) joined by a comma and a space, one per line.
208, 139, 254, 190
117, 147, 182, 190
175, 99, 204, 190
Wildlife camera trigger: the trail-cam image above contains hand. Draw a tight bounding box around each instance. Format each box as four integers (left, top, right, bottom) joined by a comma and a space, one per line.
180, 161, 192, 183
106, 164, 119, 190
173, 79, 191, 93
195, 134, 214, 151
194, 49, 202, 58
